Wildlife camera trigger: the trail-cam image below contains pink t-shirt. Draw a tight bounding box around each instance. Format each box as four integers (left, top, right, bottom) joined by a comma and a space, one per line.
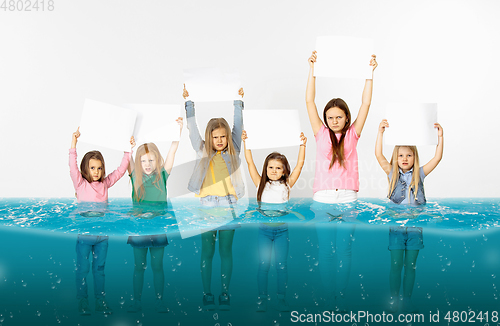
313, 124, 360, 193
69, 148, 131, 202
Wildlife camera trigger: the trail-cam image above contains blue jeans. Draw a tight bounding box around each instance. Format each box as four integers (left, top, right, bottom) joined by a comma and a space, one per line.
257, 223, 289, 296
75, 235, 109, 299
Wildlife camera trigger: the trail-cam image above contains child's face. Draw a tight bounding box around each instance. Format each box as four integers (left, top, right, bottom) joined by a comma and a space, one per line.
140, 152, 157, 175
212, 127, 228, 151
267, 159, 284, 181
88, 159, 103, 182
325, 107, 347, 133
397, 147, 415, 173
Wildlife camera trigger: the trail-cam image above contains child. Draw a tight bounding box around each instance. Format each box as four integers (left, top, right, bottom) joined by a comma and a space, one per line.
126, 118, 183, 313
375, 119, 444, 312
305, 51, 377, 311
69, 127, 134, 315
183, 85, 244, 311
242, 130, 306, 312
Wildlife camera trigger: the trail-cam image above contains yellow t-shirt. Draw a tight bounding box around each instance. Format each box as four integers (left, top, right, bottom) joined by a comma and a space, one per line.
196, 152, 237, 199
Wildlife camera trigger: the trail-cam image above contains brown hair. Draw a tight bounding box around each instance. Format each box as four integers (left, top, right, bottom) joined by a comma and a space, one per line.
388, 146, 421, 200
133, 143, 164, 202
257, 152, 291, 202
323, 98, 351, 169
80, 151, 106, 183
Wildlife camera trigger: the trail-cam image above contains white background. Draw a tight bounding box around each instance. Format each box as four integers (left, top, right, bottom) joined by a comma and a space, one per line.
0, 0, 498, 198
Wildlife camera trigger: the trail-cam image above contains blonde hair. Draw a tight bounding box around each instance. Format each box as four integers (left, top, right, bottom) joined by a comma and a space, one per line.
202, 118, 242, 187
133, 143, 164, 202
388, 146, 421, 201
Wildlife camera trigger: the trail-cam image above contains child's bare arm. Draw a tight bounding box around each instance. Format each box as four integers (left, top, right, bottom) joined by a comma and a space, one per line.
353, 55, 378, 136
289, 132, 307, 188
423, 123, 444, 176
242, 130, 261, 187
375, 119, 391, 175
305, 51, 323, 136
164, 117, 183, 174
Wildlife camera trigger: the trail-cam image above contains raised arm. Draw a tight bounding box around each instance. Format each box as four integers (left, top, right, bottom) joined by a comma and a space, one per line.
184, 85, 204, 153
104, 137, 134, 188
288, 132, 307, 188
423, 123, 444, 176
231, 88, 244, 152
242, 130, 261, 187
69, 127, 83, 188
375, 119, 392, 175
305, 51, 323, 136
127, 136, 136, 175
352, 55, 378, 136
164, 117, 183, 174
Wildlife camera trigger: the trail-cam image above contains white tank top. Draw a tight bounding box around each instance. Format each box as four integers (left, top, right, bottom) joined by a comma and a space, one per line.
260, 181, 289, 204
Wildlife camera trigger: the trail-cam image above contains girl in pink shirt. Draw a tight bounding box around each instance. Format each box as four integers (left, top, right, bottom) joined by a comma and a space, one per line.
69, 127, 134, 315
305, 51, 377, 312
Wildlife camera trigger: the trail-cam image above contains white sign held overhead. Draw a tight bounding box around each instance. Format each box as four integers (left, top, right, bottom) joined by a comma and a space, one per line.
183, 67, 241, 102
124, 104, 183, 146
384, 103, 438, 146
79, 99, 137, 152
314, 36, 374, 80
243, 110, 302, 150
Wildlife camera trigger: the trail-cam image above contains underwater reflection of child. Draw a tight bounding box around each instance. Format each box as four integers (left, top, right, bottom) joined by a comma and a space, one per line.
69, 127, 133, 315
242, 130, 306, 312
126, 118, 182, 313
375, 119, 444, 313
184, 85, 245, 311
305, 50, 377, 311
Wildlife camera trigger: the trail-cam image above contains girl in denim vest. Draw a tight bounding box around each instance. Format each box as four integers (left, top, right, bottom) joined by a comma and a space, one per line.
183, 85, 245, 311
375, 119, 444, 313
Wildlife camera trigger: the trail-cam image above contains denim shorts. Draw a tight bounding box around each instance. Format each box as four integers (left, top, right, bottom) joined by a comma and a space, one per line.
388, 226, 424, 250
127, 234, 168, 248
200, 195, 240, 231
199, 194, 237, 207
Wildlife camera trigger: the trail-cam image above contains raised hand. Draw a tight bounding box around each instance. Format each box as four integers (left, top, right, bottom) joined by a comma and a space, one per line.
71, 127, 81, 148
300, 132, 307, 146
241, 130, 248, 142
370, 54, 378, 71
434, 123, 443, 137
379, 119, 389, 133
176, 117, 184, 134
238, 88, 244, 98
182, 84, 189, 99
308, 51, 317, 68
130, 136, 136, 149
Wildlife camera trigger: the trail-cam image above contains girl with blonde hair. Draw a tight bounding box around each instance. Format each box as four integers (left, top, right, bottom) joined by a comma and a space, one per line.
375, 118, 444, 312
183, 85, 244, 311
126, 118, 183, 313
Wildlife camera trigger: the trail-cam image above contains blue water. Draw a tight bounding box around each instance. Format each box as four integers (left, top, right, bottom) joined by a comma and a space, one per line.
0, 198, 499, 325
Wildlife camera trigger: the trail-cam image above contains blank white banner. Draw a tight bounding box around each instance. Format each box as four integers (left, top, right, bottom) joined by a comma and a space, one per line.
183, 67, 241, 102
243, 110, 302, 150
314, 36, 374, 80
384, 103, 438, 146
79, 99, 137, 152
125, 104, 183, 146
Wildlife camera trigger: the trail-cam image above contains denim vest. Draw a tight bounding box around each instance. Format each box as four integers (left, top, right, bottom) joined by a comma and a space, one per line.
185, 100, 245, 199
388, 167, 426, 205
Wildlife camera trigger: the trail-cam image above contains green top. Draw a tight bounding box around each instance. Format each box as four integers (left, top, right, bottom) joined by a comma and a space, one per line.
130, 168, 169, 204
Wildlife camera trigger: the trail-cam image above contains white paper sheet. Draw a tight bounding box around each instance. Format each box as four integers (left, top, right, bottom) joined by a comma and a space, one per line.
183, 67, 241, 102
243, 110, 302, 150
314, 36, 374, 79
384, 103, 438, 146
124, 104, 183, 146
79, 99, 137, 152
